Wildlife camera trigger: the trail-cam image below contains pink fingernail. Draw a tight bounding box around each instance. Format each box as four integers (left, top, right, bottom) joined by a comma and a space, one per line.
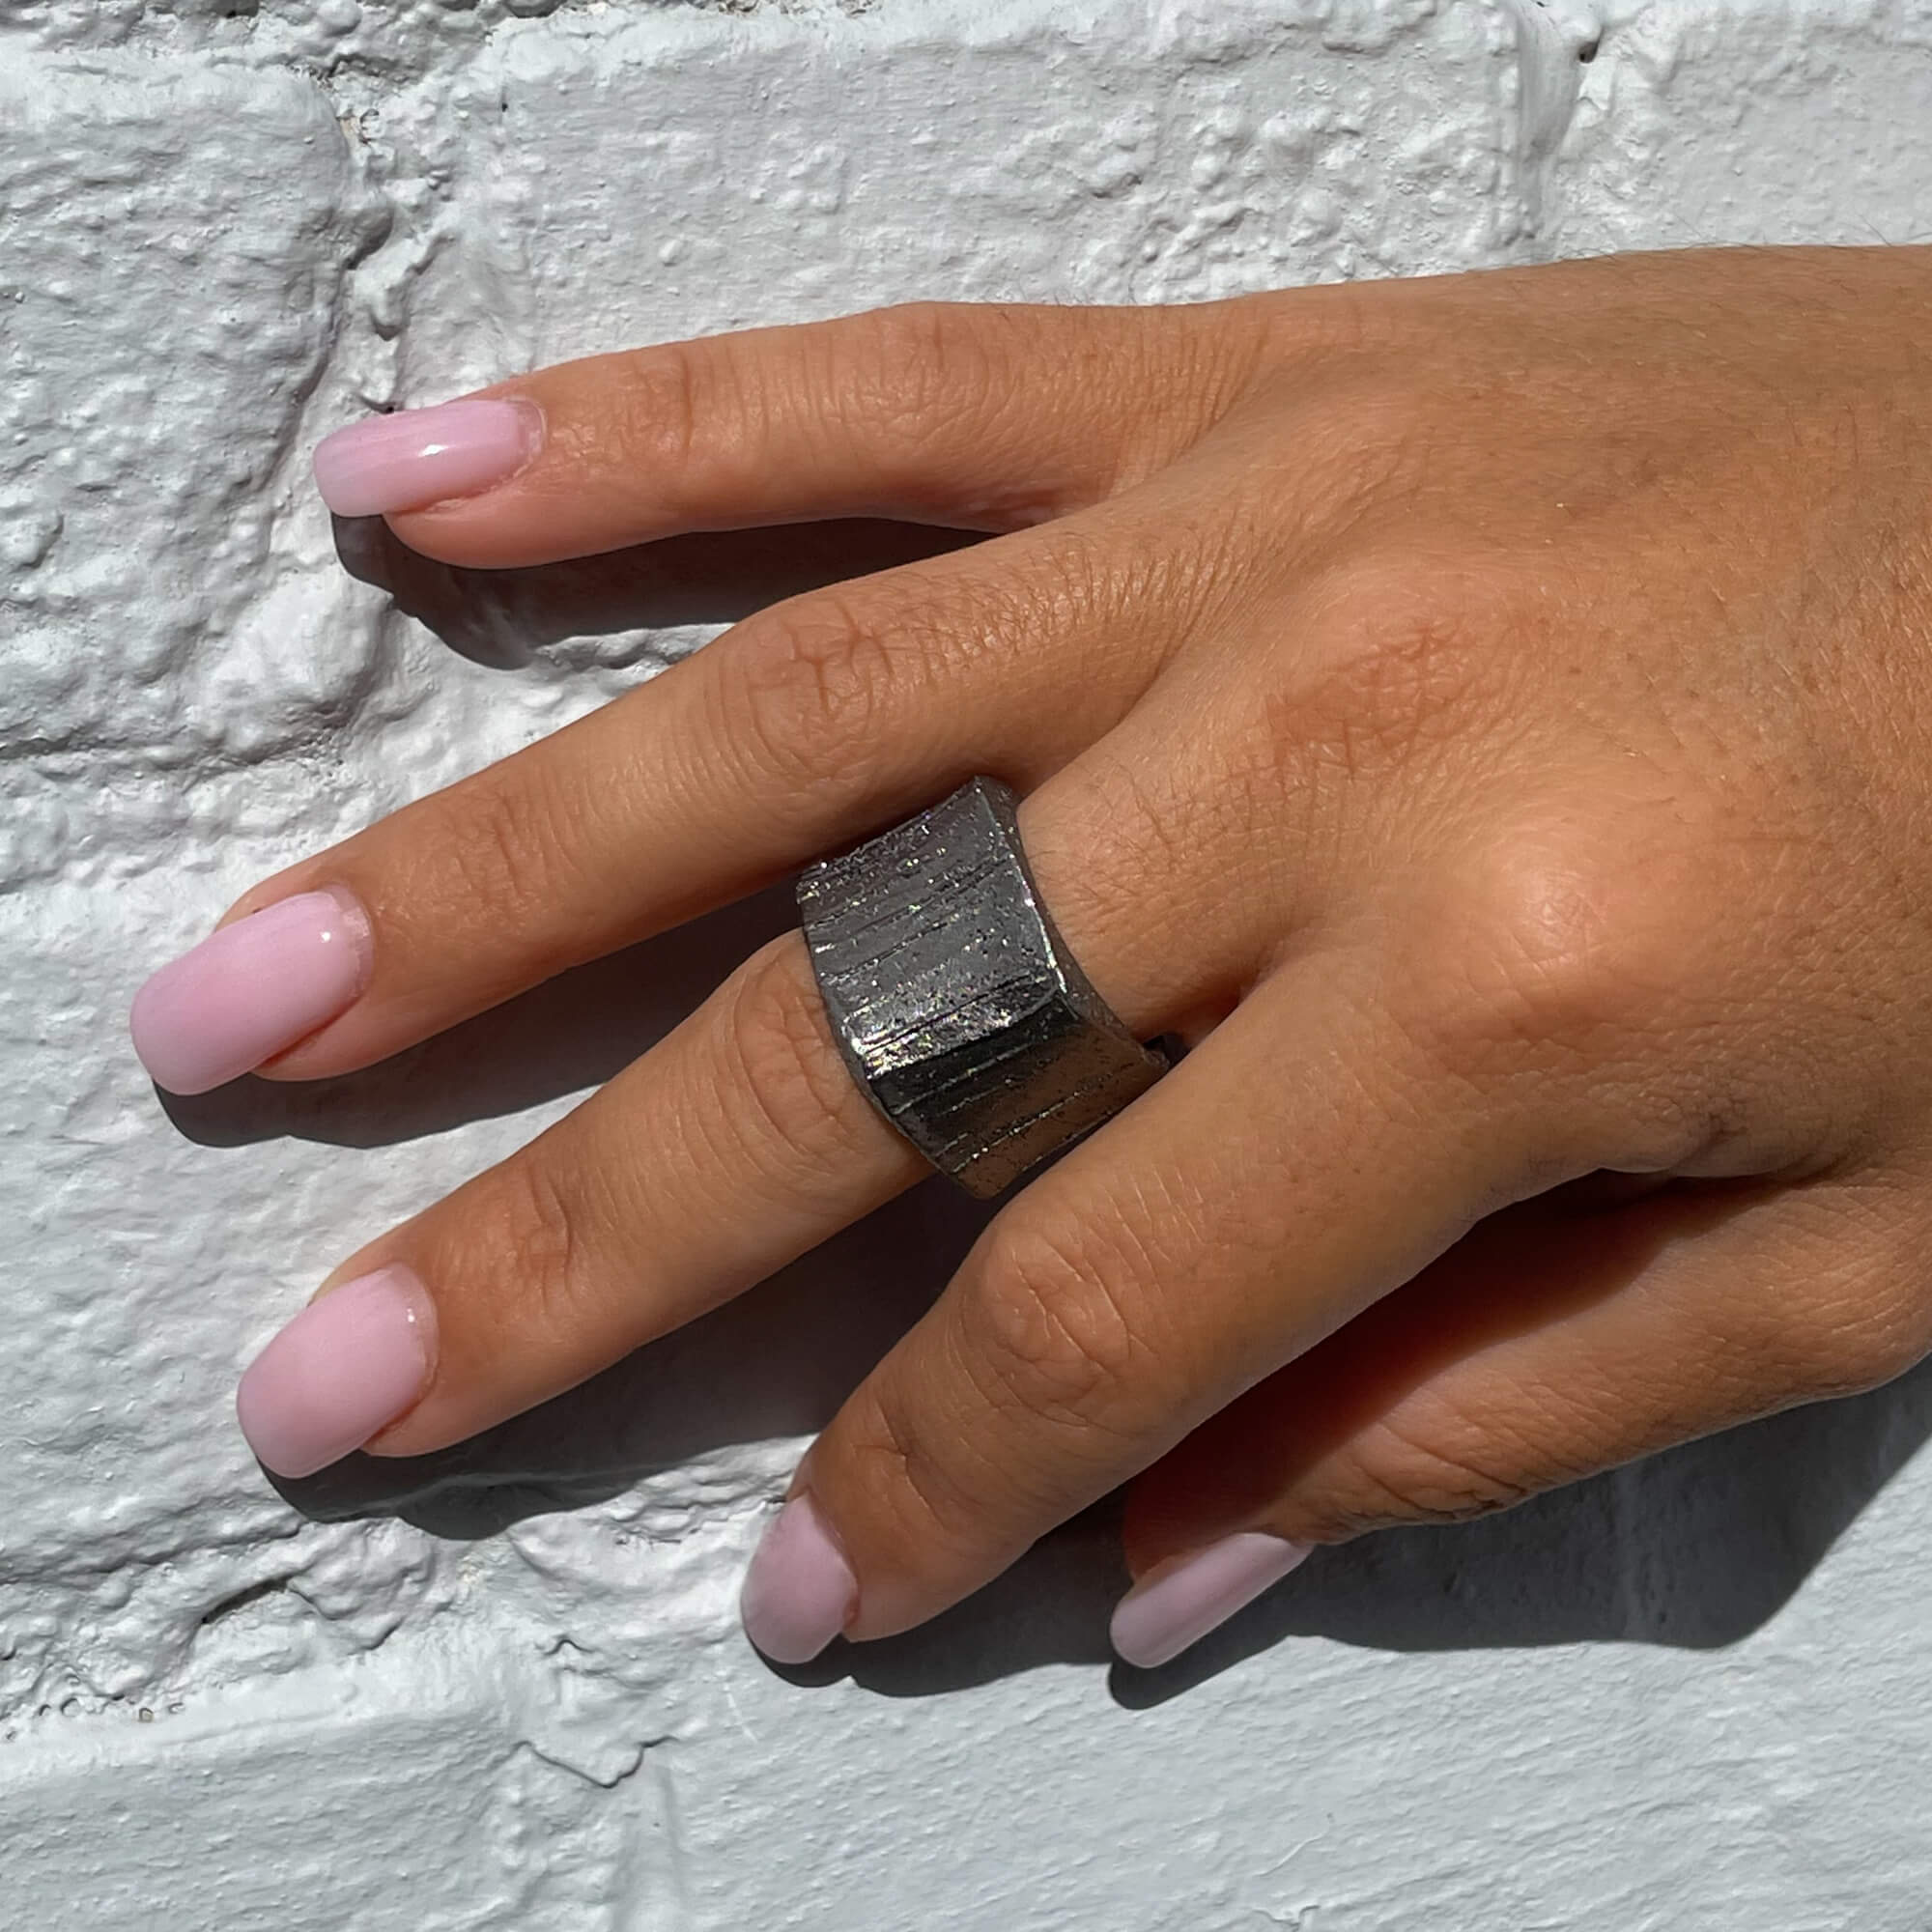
311, 398, 543, 517
1110, 1532, 1312, 1670
740, 1493, 857, 1664
130, 887, 372, 1095
236, 1265, 437, 1479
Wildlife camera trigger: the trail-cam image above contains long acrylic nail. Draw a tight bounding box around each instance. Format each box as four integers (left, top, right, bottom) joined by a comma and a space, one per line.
236, 1265, 437, 1479
311, 398, 543, 517
1110, 1533, 1312, 1670
740, 1493, 857, 1664
130, 887, 371, 1095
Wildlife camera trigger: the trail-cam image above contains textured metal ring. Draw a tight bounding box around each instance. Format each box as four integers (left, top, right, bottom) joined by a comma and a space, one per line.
795, 776, 1171, 1200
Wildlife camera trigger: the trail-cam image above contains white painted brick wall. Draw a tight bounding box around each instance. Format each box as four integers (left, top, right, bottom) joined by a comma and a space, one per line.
5, 1, 1931, 1924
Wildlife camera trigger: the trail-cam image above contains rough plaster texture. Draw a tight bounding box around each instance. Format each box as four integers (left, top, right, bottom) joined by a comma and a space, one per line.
4, 0, 1932, 1924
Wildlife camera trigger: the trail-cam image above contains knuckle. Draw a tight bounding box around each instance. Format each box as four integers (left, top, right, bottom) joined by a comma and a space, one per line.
720, 937, 886, 1185
1461, 842, 1675, 1048
1306, 1411, 1542, 1537
607, 340, 708, 477
1394, 801, 1712, 1083
1269, 551, 1500, 781
424, 767, 574, 934
961, 1218, 1151, 1435
716, 590, 905, 810
1807, 1310, 1925, 1399
843, 300, 1010, 442
836, 1374, 992, 1557
714, 530, 1099, 813
1753, 1193, 1932, 1398
471, 1151, 589, 1331
1266, 376, 1437, 531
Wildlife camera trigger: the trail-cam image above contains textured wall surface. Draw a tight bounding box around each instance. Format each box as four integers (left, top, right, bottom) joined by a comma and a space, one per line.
5, 0, 1932, 1924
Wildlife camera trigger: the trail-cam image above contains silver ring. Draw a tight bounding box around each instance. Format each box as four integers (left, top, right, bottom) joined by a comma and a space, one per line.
796, 776, 1171, 1200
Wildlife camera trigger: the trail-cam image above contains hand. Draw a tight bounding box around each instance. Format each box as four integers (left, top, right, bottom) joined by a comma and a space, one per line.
131, 244, 1932, 1670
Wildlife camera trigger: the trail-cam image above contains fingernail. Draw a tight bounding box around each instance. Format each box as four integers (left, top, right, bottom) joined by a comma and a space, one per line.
740, 1493, 857, 1664
1110, 1533, 1312, 1670
129, 887, 371, 1094
236, 1265, 437, 1479
311, 398, 543, 517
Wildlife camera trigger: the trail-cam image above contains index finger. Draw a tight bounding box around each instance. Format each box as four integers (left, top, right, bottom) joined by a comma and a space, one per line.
323, 300, 1274, 570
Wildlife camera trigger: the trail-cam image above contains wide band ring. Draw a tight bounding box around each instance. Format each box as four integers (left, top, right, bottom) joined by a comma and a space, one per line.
795, 776, 1171, 1200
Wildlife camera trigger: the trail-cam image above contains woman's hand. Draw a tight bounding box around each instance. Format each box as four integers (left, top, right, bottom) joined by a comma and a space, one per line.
130, 244, 1932, 1670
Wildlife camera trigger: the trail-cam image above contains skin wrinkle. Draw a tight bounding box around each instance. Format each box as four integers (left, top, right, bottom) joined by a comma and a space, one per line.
838, 1325, 1041, 1581
960, 1215, 1159, 1438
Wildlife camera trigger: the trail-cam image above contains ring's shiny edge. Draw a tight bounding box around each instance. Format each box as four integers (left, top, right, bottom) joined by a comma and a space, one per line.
795, 780, 1000, 1174
795, 777, 1172, 1199
974, 778, 1171, 1086
794, 856, 915, 1152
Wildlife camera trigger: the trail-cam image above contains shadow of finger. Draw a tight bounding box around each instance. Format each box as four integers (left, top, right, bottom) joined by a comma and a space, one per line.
333, 514, 986, 670
158, 883, 801, 1149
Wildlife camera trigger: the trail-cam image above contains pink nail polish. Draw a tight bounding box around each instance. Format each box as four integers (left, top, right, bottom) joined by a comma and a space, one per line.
129, 887, 371, 1095
740, 1493, 857, 1664
311, 398, 543, 518
1110, 1532, 1312, 1670
236, 1265, 437, 1479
